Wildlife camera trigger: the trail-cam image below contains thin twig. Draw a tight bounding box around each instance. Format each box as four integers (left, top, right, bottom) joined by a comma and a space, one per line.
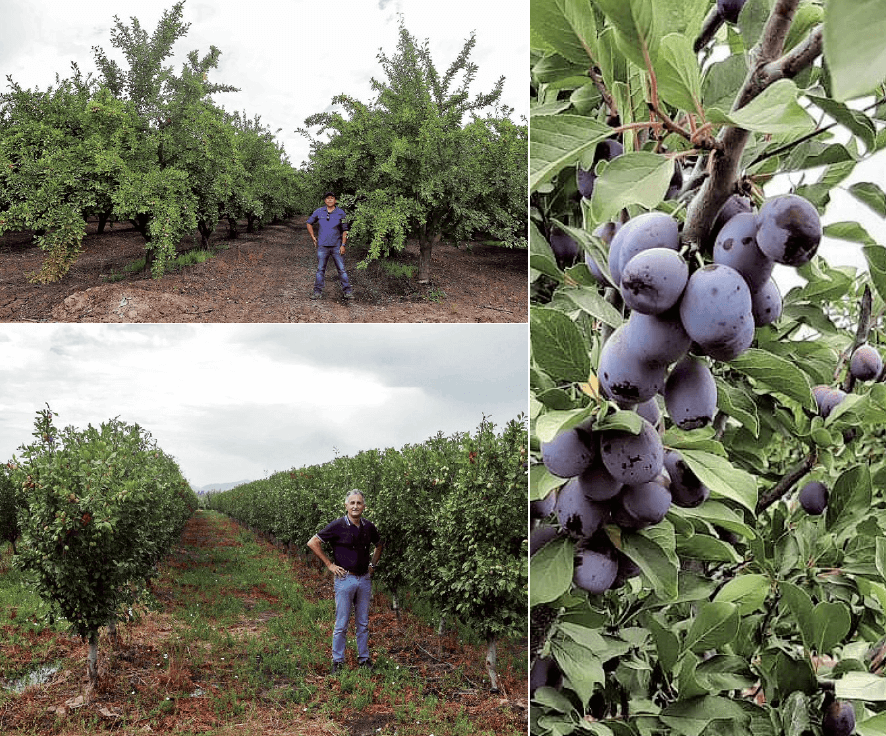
757, 450, 818, 511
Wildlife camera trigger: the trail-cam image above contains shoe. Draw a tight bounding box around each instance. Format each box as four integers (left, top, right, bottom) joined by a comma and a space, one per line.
331, 661, 344, 674
311, 290, 322, 300
358, 659, 373, 670
343, 291, 355, 300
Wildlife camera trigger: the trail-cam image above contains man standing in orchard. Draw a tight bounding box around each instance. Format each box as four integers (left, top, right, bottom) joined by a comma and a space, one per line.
306, 191, 354, 300
307, 489, 383, 673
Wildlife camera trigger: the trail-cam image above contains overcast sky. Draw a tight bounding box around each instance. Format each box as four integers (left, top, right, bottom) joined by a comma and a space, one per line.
1, 0, 527, 167
0, 323, 528, 488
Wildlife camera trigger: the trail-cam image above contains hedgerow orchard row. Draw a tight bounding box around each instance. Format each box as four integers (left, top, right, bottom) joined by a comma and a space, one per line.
0, 413, 527, 693
207, 416, 528, 691
531, 0, 886, 734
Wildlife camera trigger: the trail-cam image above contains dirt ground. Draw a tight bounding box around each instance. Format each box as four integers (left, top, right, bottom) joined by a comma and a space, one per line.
0, 218, 527, 323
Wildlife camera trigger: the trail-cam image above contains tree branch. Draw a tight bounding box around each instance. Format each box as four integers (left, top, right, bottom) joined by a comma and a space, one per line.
694, 8, 725, 54
757, 450, 818, 511
841, 285, 873, 393
683, 0, 821, 250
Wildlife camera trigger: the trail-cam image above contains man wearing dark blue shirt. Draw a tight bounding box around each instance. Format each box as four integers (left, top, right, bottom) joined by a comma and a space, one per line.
307, 489, 383, 673
306, 192, 354, 300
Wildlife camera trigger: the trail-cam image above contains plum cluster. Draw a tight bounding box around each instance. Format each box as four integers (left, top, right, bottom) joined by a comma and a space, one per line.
596, 194, 822, 409
531, 418, 709, 595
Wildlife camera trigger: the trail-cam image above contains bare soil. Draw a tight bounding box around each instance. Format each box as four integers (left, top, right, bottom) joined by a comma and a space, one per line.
0, 218, 527, 323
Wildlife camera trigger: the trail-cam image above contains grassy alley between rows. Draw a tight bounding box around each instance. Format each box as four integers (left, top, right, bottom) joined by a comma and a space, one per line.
0, 510, 527, 735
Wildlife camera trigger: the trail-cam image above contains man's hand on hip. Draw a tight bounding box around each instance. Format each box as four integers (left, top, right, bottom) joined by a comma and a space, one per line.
328, 563, 347, 578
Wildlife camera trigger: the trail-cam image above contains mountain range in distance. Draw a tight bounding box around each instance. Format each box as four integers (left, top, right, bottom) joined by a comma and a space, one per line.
192, 480, 252, 494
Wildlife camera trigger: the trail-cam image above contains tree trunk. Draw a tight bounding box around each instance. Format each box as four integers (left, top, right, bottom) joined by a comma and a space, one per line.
107, 618, 120, 648
436, 613, 446, 657
246, 215, 256, 234
486, 637, 500, 693
10, 537, 16, 555
227, 216, 239, 239
198, 221, 212, 249
86, 629, 99, 688
392, 594, 401, 621
97, 212, 109, 234
418, 231, 441, 283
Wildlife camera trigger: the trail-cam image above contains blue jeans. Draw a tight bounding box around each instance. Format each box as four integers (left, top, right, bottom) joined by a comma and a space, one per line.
332, 573, 372, 663
315, 246, 351, 293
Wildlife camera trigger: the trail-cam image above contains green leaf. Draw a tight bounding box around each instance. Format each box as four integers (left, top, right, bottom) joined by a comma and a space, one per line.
811, 601, 851, 654
672, 447, 758, 513
589, 152, 673, 222
536, 407, 596, 443
714, 574, 769, 614
591, 0, 659, 70
715, 378, 760, 438
808, 95, 878, 150
676, 534, 741, 563
656, 34, 703, 113
620, 523, 679, 600
644, 612, 681, 671
780, 581, 815, 651
708, 80, 816, 135
530, 536, 574, 605
730, 348, 815, 410
824, 0, 886, 101
781, 692, 812, 736
857, 712, 886, 736
594, 409, 644, 434
850, 182, 886, 218
863, 244, 886, 306
551, 635, 605, 706
530, 464, 566, 502
736, 0, 772, 49
561, 287, 624, 327
826, 464, 872, 532
683, 601, 740, 653
530, 115, 613, 192
659, 696, 750, 736
676, 500, 757, 540
702, 55, 749, 114
530, 222, 564, 281
835, 672, 886, 701
530, 0, 598, 65
531, 306, 591, 383
877, 537, 886, 581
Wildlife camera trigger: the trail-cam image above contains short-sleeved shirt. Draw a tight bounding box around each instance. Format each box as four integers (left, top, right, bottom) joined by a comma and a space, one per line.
316, 516, 380, 575
307, 206, 349, 249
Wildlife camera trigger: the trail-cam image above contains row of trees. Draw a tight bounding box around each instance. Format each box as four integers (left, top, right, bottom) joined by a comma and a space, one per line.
207, 416, 527, 690
1, 407, 197, 687
0, 2, 306, 282
0, 3, 527, 285
530, 0, 886, 733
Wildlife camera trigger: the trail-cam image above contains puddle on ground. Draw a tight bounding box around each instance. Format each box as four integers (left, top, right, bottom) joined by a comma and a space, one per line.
3, 664, 59, 693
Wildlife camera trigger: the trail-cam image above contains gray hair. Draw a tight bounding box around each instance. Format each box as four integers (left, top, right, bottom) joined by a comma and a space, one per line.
345, 489, 365, 501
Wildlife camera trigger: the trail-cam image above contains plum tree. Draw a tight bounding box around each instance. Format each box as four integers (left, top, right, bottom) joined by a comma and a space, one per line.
620, 479, 671, 526
620, 247, 689, 315
822, 700, 855, 736
541, 426, 596, 478
611, 212, 680, 284
799, 480, 828, 515
599, 419, 664, 485
663, 449, 710, 508
664, 356, 717, 430
554, 478, 608, 540
623, 309, 692, 367
756, 194, 822, 267
598, 325, 667, 404
850, 344, 883, 382
573, 546, 619, 594
713, 212, 774, 290
751, 278, 783, 327
717, 0, 747, 24
679, 264, 755, 360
